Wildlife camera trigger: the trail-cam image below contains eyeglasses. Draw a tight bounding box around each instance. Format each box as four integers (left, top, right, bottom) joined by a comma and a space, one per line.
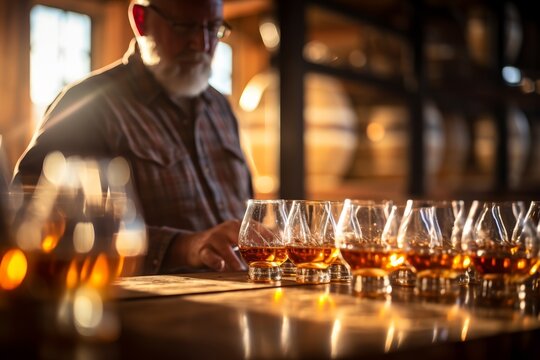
146, 4, 231, 40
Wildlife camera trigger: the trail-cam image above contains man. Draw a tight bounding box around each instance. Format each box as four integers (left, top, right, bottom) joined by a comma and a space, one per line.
14, 0, 252, 274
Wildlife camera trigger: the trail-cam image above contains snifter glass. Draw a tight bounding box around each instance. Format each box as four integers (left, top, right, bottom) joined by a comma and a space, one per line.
285, 200, 338, 284
384, 205, 414, 287
464, 201, 540, 298
0, 147, 27, 294
336, 200, 398, 295
11, 153, 147, 340
239, 199, 288, 282
327, 201, 351, 282
279, 200, 296, 277
513, 201, 540, 291
397, 200, 457, 295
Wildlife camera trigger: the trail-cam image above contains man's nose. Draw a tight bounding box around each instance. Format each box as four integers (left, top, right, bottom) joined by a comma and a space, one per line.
186, 26, 210, 52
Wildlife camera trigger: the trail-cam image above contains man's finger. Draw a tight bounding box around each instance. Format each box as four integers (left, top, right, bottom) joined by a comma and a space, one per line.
200, 247, 225, 271
211, 240, 246, 271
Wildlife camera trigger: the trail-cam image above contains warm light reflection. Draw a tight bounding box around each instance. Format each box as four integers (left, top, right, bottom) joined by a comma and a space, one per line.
138, 36, 160, 66
73, 286, 104, 336
529, 260, 540, 276
397, 330, 405, 348
519, 299, 527, 311
280, 316, 291, 356
0, 249, 28, 290
388, 253, 405, 268
384, 321, 396, 353
254, 175, 276, 195
349, 49, 367, 68
510, 246, 519, 255
115, 222, 148, 257
114, 256, 125, 278
259, 20, 280, 50
73, 222, 95, 254
330, 319, 342, 358
460, 316, 471, 341
107, 157, 131, 187
81, 257, 92, 283
520, 77, 535, 93
66, 259, 79, 289
89, 254, 110, 288
378, 297, 392, 318
273, 287, 283, 303
240, 312, 251, 359
462, 255, 471, 268
367, 122, 386, 142
78, 160, 102, 207
43, 152, 67, 185
304, 41, 333, 63
447, 304, 461, 321
239, 73, 270, 112
41, 210, 66, 253
431, 326, 439, 343
317, 288, 335, 312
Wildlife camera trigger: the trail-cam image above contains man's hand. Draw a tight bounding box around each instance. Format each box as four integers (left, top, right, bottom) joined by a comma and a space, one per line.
165, 220, 247, 272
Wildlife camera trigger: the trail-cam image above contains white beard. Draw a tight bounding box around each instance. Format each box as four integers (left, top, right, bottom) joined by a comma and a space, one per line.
148, 54, 212, 97
137, 36, 212, 97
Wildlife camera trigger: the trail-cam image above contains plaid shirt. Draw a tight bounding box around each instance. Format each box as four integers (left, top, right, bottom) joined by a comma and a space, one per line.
14, 41, 253, 274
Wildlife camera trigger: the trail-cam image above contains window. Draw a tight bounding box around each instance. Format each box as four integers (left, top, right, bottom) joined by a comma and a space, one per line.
30, 5, 92, 122
210, 42, 233, 95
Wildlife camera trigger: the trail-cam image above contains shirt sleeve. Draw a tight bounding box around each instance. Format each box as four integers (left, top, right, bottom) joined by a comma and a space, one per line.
143, 226, 198, 275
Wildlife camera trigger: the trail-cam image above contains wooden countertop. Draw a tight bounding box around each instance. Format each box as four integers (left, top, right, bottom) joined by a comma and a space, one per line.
3, 272, 540, 359
113, 272, 540, 359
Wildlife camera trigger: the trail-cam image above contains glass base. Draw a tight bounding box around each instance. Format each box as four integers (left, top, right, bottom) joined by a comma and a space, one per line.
465, 267, 480, 285
248, 266, 282, 282
280, 260, 297, 277
296, 268, 330, 284
415, 275, 455, 297
390, 268, 416, 287
329, 263, 351, 282
454, 272, 470, 286
479, 276, 513, 299
353, 274, 391, 296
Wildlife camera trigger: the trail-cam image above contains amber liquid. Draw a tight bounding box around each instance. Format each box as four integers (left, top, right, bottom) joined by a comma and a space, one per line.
340, 249, 404, 275
24, 252, 126, 300
406, 252, 455, 272
330, 253, 346, 266
286, 246, 338, 269
451, 253, 472, 271
471, 253, 539, 280
40, 208, 66, 253
239, 246, 288, 267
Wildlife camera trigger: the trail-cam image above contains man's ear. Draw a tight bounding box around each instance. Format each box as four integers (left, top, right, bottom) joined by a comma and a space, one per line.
129, 3, 146, 37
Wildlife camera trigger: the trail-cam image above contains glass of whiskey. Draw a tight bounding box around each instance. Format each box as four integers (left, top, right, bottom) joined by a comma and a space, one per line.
464, 201, 539, 298
328, 201, 351, 282
239, 200, 288, 282
382, 204, 416, 287
397, 200, 457, 296
336, 200, 399, 296
285, 200, 338, 284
